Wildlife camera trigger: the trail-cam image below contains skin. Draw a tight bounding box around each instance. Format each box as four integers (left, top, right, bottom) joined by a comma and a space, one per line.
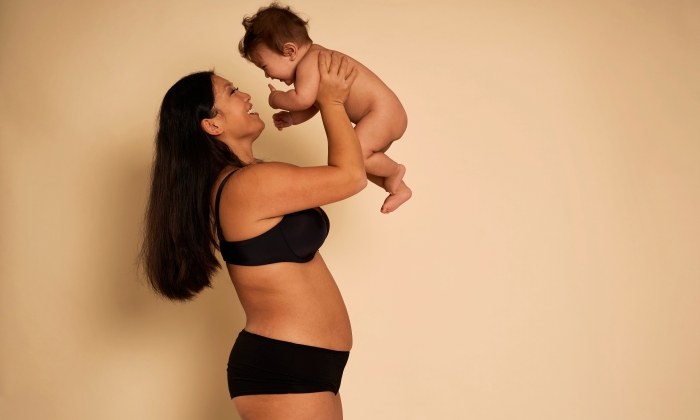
203, 53, 363, 420
250, 42, 412, 213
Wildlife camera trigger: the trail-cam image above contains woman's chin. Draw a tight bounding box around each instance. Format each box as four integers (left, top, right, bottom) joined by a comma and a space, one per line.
248, 112, 264, 125
255, 118, 266, 133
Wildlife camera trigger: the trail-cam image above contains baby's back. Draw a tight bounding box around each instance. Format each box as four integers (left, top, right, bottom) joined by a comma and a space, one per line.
306, 44, 406, 123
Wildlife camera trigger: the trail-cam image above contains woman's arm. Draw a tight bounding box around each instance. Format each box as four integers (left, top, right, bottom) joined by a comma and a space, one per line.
231, 52, 365, 220
315, 53, 364, 182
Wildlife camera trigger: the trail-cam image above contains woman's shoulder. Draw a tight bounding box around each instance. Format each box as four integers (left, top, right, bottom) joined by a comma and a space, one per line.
235, 161, 297, 175
221, 162, 299, 194
214, 161, 309, 222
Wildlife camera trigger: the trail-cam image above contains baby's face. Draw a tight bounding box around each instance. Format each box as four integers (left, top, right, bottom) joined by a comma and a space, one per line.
250, 45, 296, 86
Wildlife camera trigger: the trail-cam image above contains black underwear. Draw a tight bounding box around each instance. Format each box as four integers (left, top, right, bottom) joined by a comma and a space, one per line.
227, 329, 350, 399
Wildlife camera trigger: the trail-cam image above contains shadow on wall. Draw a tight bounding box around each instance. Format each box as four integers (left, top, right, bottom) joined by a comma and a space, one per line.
83, 136, 251, 419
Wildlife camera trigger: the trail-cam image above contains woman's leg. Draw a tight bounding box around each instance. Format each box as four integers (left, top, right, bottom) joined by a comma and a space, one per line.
333, 392, 344, 420
233, 391, 340, 420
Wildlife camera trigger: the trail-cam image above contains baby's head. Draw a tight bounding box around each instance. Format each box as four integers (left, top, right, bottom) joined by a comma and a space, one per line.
239, 3, 312, 86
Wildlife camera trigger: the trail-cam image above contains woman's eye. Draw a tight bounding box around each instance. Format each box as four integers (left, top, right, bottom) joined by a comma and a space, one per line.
230, 87, 239, 95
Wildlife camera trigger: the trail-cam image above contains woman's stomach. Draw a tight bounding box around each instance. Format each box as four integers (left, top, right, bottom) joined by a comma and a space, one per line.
226, 253, 353, 351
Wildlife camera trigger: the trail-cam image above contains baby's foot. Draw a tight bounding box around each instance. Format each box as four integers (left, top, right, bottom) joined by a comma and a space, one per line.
384, 164, 406, 195
380, 182, 412, 214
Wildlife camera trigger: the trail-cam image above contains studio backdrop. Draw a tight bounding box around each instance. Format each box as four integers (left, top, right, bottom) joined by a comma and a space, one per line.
1, 0, 699, 419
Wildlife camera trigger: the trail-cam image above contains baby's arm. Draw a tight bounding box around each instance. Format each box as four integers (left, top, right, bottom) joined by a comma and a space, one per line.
290, 105, 319, 124
272, 106, 319, 131
268, 51, 320, 111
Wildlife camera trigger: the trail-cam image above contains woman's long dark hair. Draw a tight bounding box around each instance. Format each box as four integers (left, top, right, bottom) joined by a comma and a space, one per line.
139, 71, 246, 301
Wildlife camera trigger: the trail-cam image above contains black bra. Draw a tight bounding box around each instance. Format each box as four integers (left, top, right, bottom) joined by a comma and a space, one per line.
215, 169, 330, 266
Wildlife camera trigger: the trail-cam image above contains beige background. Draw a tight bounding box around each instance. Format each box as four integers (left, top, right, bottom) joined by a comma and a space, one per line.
1, 0, 699, 419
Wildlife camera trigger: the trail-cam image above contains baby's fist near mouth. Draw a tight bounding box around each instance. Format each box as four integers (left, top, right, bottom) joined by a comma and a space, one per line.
268, 84, 281, 109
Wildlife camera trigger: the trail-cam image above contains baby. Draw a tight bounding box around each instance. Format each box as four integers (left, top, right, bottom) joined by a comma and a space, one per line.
239, 3, 412, 213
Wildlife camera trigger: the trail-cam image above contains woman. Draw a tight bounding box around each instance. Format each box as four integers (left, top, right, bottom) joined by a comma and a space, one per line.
141, 52, 364, 420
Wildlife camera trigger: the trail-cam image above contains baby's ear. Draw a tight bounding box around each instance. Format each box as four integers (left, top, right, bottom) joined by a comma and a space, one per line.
283, 42, 298, 60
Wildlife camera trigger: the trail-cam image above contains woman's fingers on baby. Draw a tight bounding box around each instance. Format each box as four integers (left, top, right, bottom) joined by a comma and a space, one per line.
318, 51, 329, 75
328, 51, 342, 75
338, 55, 349, 77
345, 66, 359, 86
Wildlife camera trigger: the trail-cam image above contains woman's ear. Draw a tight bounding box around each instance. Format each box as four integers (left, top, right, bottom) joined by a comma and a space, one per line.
201, 117, 223, 136
283, 42, 298, 60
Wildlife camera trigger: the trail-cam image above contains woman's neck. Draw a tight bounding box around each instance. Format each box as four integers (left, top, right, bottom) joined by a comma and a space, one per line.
233, 147, 256, 165
219, 136, 255, 165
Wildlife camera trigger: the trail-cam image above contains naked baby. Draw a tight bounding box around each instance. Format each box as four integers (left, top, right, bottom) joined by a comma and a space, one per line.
239, 3, 412, 213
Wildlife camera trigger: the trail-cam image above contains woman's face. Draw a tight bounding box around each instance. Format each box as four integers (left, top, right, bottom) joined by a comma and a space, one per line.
209, 75, 264, 140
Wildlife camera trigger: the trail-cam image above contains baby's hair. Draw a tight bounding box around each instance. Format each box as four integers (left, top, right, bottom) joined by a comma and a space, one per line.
239, 2, 313, 61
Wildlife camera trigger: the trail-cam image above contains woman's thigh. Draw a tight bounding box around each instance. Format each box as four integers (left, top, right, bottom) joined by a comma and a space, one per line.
233, 391, 342, 420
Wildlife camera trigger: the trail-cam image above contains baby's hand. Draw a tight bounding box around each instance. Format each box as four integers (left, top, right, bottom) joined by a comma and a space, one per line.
272, 111, 293, 131
268, 84, 282, 109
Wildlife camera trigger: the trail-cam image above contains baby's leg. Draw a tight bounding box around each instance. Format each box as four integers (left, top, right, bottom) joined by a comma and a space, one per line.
355, 111, 411, 213
367, 174, 412, 214
365, 151, 405, 195
354, 111, 407, 195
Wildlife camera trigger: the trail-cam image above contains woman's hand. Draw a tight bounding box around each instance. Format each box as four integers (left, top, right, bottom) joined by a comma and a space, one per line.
226, 52, 365, 221
314, 51, 358, 110
272, 111, 293, 131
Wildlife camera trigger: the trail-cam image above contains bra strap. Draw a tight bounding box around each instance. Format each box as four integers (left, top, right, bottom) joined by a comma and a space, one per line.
215, 169, 239, 239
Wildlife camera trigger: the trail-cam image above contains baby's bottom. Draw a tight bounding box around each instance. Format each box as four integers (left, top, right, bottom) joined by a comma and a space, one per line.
354, 110, 412, 213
